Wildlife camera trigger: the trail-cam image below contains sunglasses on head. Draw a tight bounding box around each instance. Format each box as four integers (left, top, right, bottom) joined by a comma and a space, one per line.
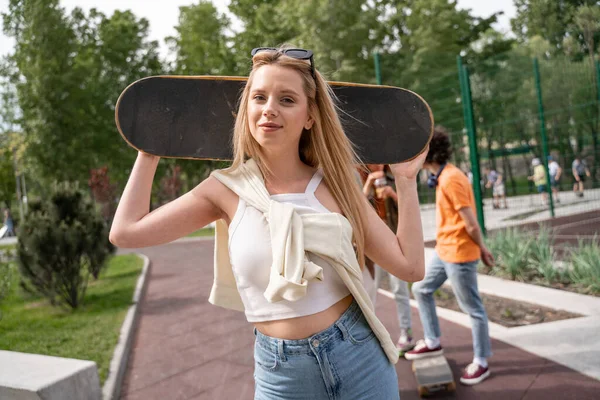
251, 47, 316, 79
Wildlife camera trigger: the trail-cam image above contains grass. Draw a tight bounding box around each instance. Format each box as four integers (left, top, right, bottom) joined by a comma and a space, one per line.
187, 227, 215, 237
0, 254, 143, 384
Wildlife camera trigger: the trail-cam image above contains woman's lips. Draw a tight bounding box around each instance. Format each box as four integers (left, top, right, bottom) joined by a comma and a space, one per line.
259, 122, 282, 132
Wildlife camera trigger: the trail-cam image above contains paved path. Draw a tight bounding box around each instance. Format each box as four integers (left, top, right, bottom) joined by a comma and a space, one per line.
118, 240, 600, 400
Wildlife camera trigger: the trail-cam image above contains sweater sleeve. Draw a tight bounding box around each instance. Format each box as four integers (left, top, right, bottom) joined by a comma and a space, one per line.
208, 218, 245, 312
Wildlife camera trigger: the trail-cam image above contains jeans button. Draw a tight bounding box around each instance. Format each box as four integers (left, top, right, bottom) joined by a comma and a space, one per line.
312, 339, 320, 347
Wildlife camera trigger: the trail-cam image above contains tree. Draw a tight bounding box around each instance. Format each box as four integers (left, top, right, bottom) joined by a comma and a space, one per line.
0, 261, 11, 321
166, 1, 236, 75
17, 182, 113, 308
574, 4, 600, 67
382, 0, 504, 165
229, 0, 300, 74
2, 0, 163, 188
511, 0, 600, 58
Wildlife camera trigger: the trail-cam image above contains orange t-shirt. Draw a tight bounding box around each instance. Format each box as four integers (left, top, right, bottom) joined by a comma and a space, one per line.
435, 163, 481, 263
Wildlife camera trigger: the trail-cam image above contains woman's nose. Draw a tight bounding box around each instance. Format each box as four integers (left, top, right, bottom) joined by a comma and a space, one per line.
263, 98, 278, 117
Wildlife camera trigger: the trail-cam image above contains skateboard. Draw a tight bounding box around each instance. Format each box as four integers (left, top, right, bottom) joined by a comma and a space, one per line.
115, 76, 433, 164
412, 355, 456, 397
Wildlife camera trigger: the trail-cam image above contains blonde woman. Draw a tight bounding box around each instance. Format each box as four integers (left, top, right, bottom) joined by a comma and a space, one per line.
110, 46, 427, 399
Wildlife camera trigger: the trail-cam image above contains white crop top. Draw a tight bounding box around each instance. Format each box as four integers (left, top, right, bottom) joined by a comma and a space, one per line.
227, 169, 351, 322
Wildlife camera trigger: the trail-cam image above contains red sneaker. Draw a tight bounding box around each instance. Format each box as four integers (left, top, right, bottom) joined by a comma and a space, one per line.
460, 363, 491, 385
404, 339, 443, 360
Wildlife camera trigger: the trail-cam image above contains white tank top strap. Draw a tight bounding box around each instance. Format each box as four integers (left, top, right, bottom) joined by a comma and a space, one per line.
305, 169, 324, 194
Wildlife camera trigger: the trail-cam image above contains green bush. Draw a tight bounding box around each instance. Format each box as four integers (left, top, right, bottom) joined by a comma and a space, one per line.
568, 237, 600, 294
528, 226, 559, 283
486, 228, 534, 281
17, 182, 114, 309
486, 227, 600, 294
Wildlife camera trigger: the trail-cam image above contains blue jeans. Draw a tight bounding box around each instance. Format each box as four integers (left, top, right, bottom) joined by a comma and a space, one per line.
374, 265, 411, 329
411, 252, 492, 359
253, 300, 400, 400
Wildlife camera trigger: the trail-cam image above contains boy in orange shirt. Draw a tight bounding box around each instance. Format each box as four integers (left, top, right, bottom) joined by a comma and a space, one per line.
405, 127, 494, 386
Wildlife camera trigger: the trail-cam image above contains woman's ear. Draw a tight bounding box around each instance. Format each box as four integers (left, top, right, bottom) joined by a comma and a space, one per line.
304, 117, 314, 130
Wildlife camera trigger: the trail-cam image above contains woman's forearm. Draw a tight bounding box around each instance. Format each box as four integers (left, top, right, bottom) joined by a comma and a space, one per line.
393, 177, 425, 277
110, 152, 160, 238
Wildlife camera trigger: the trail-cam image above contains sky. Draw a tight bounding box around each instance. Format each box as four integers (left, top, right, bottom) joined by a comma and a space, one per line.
0, 0, 516, 59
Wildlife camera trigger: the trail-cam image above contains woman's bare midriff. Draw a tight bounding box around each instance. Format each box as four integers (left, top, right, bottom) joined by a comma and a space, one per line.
253, 295, 354, 340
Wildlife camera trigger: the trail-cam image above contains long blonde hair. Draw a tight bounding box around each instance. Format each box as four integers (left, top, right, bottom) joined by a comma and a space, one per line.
230, 47, 368, 267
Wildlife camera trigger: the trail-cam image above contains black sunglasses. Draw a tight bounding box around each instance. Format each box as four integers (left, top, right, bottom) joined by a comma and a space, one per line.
251, 47, 316, 79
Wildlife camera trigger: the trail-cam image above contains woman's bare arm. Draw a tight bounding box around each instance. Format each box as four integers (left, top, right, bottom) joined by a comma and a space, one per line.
109, 152, 228, 248
363, 177, 425, 282
362, 151, 427, 282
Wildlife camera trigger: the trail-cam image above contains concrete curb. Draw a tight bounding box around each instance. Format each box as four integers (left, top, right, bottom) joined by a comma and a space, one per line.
102, 253, 150, 400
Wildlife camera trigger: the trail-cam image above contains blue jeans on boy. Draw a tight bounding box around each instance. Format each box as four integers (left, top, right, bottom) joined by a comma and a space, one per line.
411, 252, 492, 359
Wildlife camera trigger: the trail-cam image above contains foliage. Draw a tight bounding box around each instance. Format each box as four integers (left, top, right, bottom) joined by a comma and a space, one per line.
0, 146, 15, 209
568, 236, 600, 294
511, 0, 600, 59
2, 0, 163, 188
0, 262, 11, 319
486, 226, 561, 283
158, 164, 183, 206
17, 182, 114, 309
486, 227, 535, 281
88, 165, 117, 223
486, 227, 600, 295
528, 226, 560, 283
166, 0, 236, 75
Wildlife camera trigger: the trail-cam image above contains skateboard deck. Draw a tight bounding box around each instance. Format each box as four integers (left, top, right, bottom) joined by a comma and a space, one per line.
412, 355, 456, 397
115, 76, 433, 164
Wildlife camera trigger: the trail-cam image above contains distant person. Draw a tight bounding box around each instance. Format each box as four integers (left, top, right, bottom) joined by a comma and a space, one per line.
529, 158, 548, 205
572, 157, 590, 198
548, 156, 562, 203
2, 208, 15, 237
484, 167, 507, 209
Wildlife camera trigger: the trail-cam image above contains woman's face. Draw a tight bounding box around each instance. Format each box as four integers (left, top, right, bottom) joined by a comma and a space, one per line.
247, 64, 313, 153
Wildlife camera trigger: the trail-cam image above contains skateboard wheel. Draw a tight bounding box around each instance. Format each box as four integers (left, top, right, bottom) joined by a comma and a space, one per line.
418, 386, 428, 397
447, 382, 456, 392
